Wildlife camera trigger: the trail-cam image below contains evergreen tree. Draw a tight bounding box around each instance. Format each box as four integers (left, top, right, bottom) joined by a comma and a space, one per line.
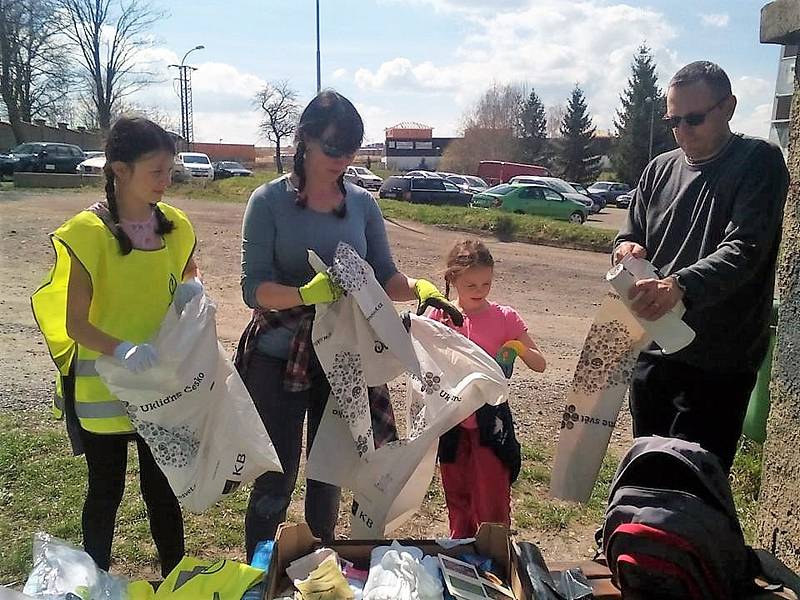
519, 89, 548, 165
554, 84, 599, 183
612, 45, 677, 186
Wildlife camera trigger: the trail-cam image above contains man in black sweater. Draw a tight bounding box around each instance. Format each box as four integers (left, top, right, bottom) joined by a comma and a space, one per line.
613, 61, 789, 472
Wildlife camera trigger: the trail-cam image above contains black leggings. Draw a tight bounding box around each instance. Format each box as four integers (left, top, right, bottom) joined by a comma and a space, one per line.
78, 428, 184, 577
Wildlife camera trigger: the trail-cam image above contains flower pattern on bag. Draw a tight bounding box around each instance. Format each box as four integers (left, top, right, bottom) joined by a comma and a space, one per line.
328, 350, 369, 433
131, 416, 200, 468
571, 319, 639, 394
330, 243, 368, 293
420, 372, 441, 395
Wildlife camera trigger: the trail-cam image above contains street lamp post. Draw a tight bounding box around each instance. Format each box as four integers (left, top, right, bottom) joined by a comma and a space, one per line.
170, 45, 204, 151
645, 96, 655, 162
316, 0, 321, 93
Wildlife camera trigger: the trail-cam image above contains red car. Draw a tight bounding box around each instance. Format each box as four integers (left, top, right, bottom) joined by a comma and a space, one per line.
477, 160, 551, 185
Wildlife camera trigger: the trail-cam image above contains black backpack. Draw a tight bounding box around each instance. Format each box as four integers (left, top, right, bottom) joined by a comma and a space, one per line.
600, 436, 753, 599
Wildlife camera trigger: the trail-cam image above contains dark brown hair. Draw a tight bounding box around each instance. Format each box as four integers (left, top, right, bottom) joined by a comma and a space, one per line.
103, 116, 175, 254
443, 239, 495, 299
669, 61, 732, 102
293, 90, 364, 218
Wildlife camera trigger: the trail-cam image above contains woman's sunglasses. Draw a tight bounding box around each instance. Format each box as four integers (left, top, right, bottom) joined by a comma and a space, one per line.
319, 141, 358, 159
662, 95, 729, 129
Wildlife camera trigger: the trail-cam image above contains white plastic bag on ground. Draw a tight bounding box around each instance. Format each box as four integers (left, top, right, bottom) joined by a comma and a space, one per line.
96, 293, 282, 513
22, 532, 129, 599
307, 244, 508, 537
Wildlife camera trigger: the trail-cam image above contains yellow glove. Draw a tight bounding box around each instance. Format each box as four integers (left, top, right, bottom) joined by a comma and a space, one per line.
414, 279, 464, 326
298, 272, 343, 305
496, 340, 526, 378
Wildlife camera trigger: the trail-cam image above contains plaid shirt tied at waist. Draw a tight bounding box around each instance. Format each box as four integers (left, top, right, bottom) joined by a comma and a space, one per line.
233, 305, 398, 447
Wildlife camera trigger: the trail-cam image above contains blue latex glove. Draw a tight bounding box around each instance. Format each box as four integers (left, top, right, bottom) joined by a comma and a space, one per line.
113, 341, 159, 373
173, 277, 204, 313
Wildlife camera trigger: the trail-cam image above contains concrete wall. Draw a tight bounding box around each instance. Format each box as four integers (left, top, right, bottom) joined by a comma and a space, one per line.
0, 121, 103, 152
757, 50, 800, 573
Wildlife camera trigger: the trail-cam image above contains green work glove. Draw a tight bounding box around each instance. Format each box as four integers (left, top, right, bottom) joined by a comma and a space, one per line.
414, 279, 464, 326
496, 340, 526, 378
298, 272, 343, 305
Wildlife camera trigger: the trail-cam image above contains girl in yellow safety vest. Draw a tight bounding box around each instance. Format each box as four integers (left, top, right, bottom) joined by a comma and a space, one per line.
32, 116, 200, 576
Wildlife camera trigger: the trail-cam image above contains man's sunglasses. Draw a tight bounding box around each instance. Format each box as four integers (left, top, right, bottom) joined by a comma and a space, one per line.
662, 96, 729, 129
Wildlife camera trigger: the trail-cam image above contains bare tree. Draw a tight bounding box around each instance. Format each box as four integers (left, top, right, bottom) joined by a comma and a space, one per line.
254, 80, 300, 174
546, 104, 566, 139
113, 99, 178, 132
0, 0, 73, 143
60, 0, 164, 131
462, 82, 526, 135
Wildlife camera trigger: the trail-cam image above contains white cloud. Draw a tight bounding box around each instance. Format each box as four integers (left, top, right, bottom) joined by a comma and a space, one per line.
353, 1, 678, 133
354, 102, 392, 143
730, 76, 774, 139
129, 52, 267, 144
730, 103, 772, 139
193, 110, 262, 145
700, 13, 730, 28
332, 68, 348, 80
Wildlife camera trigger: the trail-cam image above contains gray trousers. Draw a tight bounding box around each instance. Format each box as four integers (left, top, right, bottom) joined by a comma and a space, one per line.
242, 351, 340, 560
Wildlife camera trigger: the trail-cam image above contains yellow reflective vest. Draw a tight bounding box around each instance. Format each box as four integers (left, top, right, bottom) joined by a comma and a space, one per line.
31, 202, 195, 434
155, 557, 263, 600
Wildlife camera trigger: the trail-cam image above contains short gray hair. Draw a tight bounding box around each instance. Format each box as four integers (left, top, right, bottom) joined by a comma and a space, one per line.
669, 61, 732, 101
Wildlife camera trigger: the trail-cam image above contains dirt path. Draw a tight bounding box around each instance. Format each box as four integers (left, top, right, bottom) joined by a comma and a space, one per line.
0, 188, 632, 562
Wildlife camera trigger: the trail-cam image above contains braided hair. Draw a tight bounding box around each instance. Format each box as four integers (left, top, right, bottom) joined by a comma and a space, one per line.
293, 90, 364, 218
104, 116, 175, 255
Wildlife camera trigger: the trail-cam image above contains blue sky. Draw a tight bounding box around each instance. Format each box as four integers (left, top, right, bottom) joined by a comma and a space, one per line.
133, 0, 782, 145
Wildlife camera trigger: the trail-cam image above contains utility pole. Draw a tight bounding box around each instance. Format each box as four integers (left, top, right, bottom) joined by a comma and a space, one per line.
647, 97, 655, 162
316, 0, 321, 93
756, 0, 800, 572
170, 45, 204, 151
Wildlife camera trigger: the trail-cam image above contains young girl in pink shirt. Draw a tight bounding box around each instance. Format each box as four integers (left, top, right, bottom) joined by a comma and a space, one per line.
429, 239, 546, 538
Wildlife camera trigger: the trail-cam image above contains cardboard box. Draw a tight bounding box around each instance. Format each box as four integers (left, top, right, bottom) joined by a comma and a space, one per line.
266, 523, 798, 600
265, 522, 525, 599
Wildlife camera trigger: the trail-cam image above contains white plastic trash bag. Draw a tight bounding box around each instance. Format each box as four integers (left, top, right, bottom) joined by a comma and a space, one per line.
551, 257, 697, 503
23, 532, 129, 599
96, 293, 282, 513
309, 296, 508, 536
550, 291, 650, 503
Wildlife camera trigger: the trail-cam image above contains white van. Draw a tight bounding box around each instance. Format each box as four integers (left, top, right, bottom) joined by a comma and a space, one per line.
178, 152, 214, 179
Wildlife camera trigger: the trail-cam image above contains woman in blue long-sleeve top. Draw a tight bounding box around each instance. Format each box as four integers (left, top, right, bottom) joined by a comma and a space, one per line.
235, 90, 463, 559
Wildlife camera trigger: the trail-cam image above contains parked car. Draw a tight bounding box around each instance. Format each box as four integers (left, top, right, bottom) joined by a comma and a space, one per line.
405, 170, 442, 178
445, 174, 489, 195
471, 184, 588, 224
6, 142, 85, 174
84, 151, 105, 159
477, 160, 551, 185
509, 175, 600, 214
76, 153, 106, 175
0, 153, 15, 178
77, 153, 189, 183
569, 181, 606, 209
344, 165, 382, 189
615, 191, 633, 209
178, 152, 214, 179
378, 176, 470, 206
588, 181, 632, 206
213, 161, 253, 180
